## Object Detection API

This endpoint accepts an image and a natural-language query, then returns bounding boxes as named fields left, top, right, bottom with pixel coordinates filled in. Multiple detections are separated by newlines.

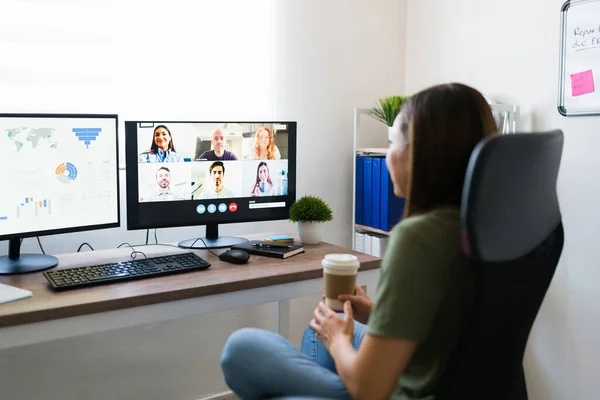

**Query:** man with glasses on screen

left=199, top=161, right=235, bottom=199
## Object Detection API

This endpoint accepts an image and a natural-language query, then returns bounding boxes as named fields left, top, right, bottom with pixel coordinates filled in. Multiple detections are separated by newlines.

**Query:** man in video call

left=198, top=129, right=238, bottom=160
left=148, top=166, right=184, bottom=201
left=199, top=161, right=235, bottom=199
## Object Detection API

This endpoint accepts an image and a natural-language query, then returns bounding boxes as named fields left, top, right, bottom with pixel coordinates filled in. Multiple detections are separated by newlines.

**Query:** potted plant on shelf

left=368, top=95, right=411, bottom=140
left=289, top=195, right=333, bottom=244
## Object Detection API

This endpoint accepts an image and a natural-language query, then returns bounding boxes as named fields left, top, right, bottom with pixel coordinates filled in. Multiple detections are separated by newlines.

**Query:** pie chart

left=55, top=162, right=78, bottom=183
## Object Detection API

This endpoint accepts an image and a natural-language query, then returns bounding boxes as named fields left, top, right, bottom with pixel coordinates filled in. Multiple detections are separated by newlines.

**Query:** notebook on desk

left=231, top=240, right=305, bottom=259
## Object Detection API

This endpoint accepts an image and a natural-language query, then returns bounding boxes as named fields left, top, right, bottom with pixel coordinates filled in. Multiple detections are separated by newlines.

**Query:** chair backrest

left=436, top=131, right=565, bottom=400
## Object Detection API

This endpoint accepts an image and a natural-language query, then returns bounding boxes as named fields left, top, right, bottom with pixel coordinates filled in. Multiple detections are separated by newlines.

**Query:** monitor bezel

left=0, top=113, right=121, bottom=241
left=125, top=120, right=297, bottom=231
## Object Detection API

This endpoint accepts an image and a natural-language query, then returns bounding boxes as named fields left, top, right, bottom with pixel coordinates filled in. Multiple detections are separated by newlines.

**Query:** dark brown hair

left=210, top=161, right=225, bottom=175
left=150, top=125, right=176, bottom=153
left=400, top=83, right=498, bottom=217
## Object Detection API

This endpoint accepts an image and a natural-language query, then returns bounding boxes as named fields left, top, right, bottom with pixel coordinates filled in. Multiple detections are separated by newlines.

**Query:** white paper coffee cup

left=322, top=254, right=360, bottom=311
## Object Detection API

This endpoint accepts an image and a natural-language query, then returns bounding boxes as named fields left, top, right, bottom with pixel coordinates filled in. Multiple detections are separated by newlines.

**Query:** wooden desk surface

left=0, top=241, right=380, bottom=328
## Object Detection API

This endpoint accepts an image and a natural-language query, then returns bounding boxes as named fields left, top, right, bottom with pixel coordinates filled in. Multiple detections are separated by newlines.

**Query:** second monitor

left=125, top=121, right=297, bottom=249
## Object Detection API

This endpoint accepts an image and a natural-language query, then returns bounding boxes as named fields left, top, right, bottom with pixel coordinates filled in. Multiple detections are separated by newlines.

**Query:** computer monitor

left=125, top=121, right=296, bottom=249
left=0, top=113, right=120, bottom=274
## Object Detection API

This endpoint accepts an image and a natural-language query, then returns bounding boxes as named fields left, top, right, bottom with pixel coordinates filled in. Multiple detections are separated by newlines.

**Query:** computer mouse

left=219, top=249, right=250, bottom=264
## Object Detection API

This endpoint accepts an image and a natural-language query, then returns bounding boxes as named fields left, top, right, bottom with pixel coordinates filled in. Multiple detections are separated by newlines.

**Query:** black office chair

left=436, top=130, right=565, bottom=400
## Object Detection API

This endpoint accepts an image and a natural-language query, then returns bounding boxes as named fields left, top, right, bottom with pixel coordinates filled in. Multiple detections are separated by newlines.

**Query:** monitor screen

left=0, top=114, right=120, bottom=239
left=125, top=121, right=296, bottom=243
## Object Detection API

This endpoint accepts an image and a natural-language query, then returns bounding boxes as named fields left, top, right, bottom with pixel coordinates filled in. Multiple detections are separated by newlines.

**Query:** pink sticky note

left=571, top=69, right=595, bottom=96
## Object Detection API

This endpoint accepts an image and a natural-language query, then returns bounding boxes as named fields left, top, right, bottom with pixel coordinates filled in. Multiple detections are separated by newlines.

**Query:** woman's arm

left=311, top=302, right=417, bottom=400
left=330, top=333, right=417, bottom=400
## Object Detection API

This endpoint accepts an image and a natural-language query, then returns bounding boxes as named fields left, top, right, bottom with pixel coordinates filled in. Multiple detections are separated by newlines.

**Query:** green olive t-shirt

left=367, top=207, right=474, bottom=400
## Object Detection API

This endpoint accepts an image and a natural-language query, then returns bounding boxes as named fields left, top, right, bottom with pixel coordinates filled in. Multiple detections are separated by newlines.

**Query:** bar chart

left=16, top=197, right=51, bottom=218
left=73, top=127, right=102, bottom=149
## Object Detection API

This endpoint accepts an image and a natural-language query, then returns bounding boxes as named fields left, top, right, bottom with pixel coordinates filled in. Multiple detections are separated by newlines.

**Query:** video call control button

left=196, top=205, right=206, bottom=214
left=229, top=203, right=238, bottom=212
left=218, top=203, right=227, bottom=213
left=207, top=204, right=217, bottom=214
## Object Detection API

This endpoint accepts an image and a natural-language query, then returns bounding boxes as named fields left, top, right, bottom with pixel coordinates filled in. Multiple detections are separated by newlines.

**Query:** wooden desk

left=0, top=241, right=380, bottom=350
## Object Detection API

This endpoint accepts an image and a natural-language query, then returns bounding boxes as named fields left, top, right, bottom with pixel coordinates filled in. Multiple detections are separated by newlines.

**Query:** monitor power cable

left=186, top=237, right=220, bottom=258
left=37, top=237, right=46, bottom=255
left=77, top=243, right=95, bottom=252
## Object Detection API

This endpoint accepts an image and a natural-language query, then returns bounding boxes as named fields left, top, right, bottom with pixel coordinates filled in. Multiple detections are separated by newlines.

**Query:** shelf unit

left=355, top=224, right=390, bottom=236
left=352, top=108, right=391, bottom=251
left=356, top=147, right=387, bottom=155
left=351, top=102, right=521, bottom=250
left=355, top=150, right=390, bottom=237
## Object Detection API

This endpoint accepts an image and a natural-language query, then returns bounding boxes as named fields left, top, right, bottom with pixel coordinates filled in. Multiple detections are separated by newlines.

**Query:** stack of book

left=354, top=155, right=405, bottom=257
left=354, top=231, right=389, bottom=257
left=264, top=235, right=295, bottom=244
left=355, top=155, right=405, bottom=232
left=232, top=240, right=304, bottom=259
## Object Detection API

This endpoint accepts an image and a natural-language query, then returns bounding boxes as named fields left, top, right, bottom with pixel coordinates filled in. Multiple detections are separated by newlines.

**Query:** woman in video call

left=250, top=161, right=276, bottom=197
left=138, top=125, right=183, bottom=163
left=252, top=127, right=281, bottom=160
left=220, top=83, right=498, bottom=400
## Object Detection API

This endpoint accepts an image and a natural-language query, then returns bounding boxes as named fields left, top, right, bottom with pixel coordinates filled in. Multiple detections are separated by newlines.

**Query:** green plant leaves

left=289, top=195, right=333, bottom=223
left=368, top=95, right=411, bottom=127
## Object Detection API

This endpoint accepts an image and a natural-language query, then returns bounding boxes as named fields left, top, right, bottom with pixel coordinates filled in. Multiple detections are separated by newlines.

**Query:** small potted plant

left=368, top=95, right=411, bottom=139
left=289, top=195, right=333, bottom=244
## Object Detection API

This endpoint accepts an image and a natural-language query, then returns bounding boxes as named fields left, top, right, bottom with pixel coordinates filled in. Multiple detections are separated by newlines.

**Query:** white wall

left=272, top=0, right=406, bottom=247
left=405, top=1, right=600, bottom=399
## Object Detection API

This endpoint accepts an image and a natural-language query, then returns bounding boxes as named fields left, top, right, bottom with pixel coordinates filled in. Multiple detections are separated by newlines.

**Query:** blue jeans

left=220, top=318, right=368, bottom=400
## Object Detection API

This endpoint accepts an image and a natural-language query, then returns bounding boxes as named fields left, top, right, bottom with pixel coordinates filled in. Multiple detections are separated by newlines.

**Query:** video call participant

left=147, top=166, right=185, bottom=201
left=199, top=161, right=235, bottom=199
left=250, top=161, right=276, bottom=197
left=198, top=129, right=239, bottom=161
left=138, top=125, right=183, bottom=163
left=252, top=127, right=281, bottom=160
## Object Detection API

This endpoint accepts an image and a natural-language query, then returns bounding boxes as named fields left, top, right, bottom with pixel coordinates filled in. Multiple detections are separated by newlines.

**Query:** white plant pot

left=298, top=222, right=324, bottom=245
left=388, top=125, right=396, bottom=144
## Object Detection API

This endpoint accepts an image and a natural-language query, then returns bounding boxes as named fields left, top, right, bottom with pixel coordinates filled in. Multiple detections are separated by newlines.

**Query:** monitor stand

left=0, top=238, right=59, bottom=275
left=178, top=223, right=249, bottom=250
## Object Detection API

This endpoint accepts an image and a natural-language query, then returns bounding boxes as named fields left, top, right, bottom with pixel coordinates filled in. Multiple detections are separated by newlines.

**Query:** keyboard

left=43, top=252, right=211, bottom=291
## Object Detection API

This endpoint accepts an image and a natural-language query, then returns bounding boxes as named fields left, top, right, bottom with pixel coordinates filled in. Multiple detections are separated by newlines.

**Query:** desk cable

left=20, top=237, right=47, bottom=255
left=117, top=235, right=221, bottom=260
left=184, top=237, right=220, bottom=258
left=77, top=242, right=95, bottom=252
left=148, top=229, right=221, bottom=258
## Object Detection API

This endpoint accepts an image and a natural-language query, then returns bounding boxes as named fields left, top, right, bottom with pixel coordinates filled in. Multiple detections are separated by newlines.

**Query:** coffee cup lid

left=322, top=254, right=359, bottom=269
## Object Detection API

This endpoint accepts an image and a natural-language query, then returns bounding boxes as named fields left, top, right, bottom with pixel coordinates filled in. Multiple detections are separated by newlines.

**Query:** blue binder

left=355, top=156, right=364, bottom=225
left=380, top=161, right=405, bottom=231
left=371, top=158, right=382, bottom=229
left=362, top=157, right=373, bottom=227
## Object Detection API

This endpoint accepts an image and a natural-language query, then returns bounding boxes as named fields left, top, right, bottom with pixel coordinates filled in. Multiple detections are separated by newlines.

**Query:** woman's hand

left=310, top=301, right=354, bottom=351
left=337, top=284, right=375, bottom=325
left=251, top=185, right=260, bottom=197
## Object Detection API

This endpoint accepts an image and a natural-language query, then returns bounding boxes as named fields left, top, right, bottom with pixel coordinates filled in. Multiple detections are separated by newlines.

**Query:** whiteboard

left=558, top=0, right=600, bottom=116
